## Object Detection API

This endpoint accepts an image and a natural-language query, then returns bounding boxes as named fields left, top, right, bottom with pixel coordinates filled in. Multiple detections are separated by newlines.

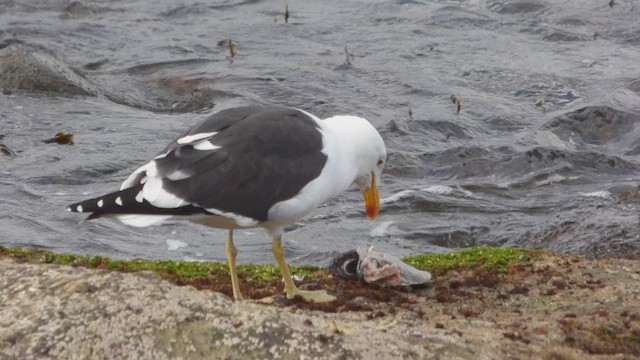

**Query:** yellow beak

left=361, top=172, right=380, bottom=220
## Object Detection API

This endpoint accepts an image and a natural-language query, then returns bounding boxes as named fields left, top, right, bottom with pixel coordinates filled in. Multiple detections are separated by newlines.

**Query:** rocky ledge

left=1, top=250, right=639, bottom=359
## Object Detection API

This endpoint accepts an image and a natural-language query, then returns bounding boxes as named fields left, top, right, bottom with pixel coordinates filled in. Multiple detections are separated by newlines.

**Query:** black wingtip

left=66, top=185, right=145, bottom=215
left=66, top=203, right=84, bottom=213
left=86, top=212, right=104, bottom=220
left=66, top=184, right=208, bottom=217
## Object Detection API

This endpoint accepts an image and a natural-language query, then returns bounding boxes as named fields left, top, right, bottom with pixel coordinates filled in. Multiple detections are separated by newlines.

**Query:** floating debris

left=408, top=106, right=413, bottom=120
left=593, top=32, right=598, bottom=40
left=42, top=132, right=74, bottom=145
left=450, top=95, right=463, bottom=113
left=344, top=46, right=354, bottom=65
left=0, top=143, right=16, bottom=157
left=285, top=4, right=289, bottom=24
left=83, top=58, right=109, bottom=71
left=535, top=95, right=546, bottom=113
left=226, top=39, right=236, bottom=64
left=609, top=0, right=615, bottom=8
left=330, top=247, right=432, bottom=287
left=227, top=39, right=236, bottom=58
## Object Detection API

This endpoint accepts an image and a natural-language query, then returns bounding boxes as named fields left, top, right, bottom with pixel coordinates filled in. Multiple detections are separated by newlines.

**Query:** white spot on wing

left=177, top=132, right=218, bottom=144
left=97, top=199, right=104, bottom=208
left=166, top=169, right=192, bottom=181
left=193, top=140, right=221, bottom=151
left=143, top=178, right=188, bottom=208
left=205, top=208, right=259, bottom=227
left=77, top=205, right=83, bottom=212
left=135, top=191, right=144, bottom=203
left=121, top=161, right=157, bottom=190
left=115, top=197, right=123, bottom=206
left=145, top=161, right=158, bottom=178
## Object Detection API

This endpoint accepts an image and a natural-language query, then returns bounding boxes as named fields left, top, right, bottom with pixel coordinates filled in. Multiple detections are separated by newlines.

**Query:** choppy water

left=1, top=0, right=640, bottom=265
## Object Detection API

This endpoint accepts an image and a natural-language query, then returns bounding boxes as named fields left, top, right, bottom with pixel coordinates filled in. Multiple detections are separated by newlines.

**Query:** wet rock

left=629, top=79, right=640, bottom=94
left=0, top=44, right=98, bottom=96
left=489, top=1, right=546, bottom=15
left=0, top=43, right=227, bottom=113
left=59, top=2, right=111, bottom=19
left=0, top=143, right=16, bottom=157
left=542, top=31, right=585, bottom=42
left=93, top=61, right=237, bottom=113
left=544, top=106, right=639, bottom=146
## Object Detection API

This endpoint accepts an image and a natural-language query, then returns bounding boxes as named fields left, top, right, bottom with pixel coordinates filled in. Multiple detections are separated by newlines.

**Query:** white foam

left=535, top=174, right=570, bottom=186
left=380, top=190, right=414, bottom=204
left=369, top=220, right=395, bottom=237
left=166, top=239, right=188, bottom=251
left=581, top=191, right=611, bottom=199
left=421, top=185, right=454, bottom=195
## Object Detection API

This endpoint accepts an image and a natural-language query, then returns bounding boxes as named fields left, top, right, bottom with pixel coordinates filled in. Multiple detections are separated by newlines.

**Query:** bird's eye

left=377, top=159, right=384, bottom=166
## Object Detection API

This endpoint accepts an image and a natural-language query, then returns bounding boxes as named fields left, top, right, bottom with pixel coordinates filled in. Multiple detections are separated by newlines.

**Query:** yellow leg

left=225, top=230, right=243, bottom=301
left=272, top=236, right=335, bottom=303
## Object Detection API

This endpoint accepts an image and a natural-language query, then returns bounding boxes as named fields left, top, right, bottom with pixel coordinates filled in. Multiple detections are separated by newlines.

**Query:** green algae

left=0, top=245, right=321, bottom=281
left=596, top=325, right=640, bottom=344
left=403, top=246, right=538, bottom=275
left=0, top=245, right=538, bottom=282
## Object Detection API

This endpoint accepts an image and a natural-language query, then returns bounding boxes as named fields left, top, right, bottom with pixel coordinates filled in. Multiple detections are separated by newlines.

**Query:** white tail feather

left=115, top=214, right=173, bottom=227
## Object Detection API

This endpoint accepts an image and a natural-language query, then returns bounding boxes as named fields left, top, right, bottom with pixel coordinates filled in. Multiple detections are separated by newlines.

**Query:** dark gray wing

left=153, top=106, right=328, bottom=222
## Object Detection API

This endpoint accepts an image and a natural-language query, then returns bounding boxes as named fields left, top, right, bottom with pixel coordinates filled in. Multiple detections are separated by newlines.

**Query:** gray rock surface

left=2, top=255, right=639, bottom=359
left=0, top=43, right=98, bottom=96
left=0, top=258, right=436, bottom=359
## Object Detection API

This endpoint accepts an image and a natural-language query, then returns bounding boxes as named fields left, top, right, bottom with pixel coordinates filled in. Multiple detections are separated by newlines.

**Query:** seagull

left=67, top=105, right=386, bottom=303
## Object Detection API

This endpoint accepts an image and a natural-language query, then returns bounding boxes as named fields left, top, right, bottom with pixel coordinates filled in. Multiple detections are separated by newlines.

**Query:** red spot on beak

left=366, top=205, right=377, bottom=219
left=362, top=172, right=380, bottom=220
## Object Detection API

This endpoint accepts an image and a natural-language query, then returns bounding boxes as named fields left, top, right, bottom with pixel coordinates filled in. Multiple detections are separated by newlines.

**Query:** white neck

left=264, top=114, right=377, bottom=233
left=319, top=115, right=381, bottom=183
